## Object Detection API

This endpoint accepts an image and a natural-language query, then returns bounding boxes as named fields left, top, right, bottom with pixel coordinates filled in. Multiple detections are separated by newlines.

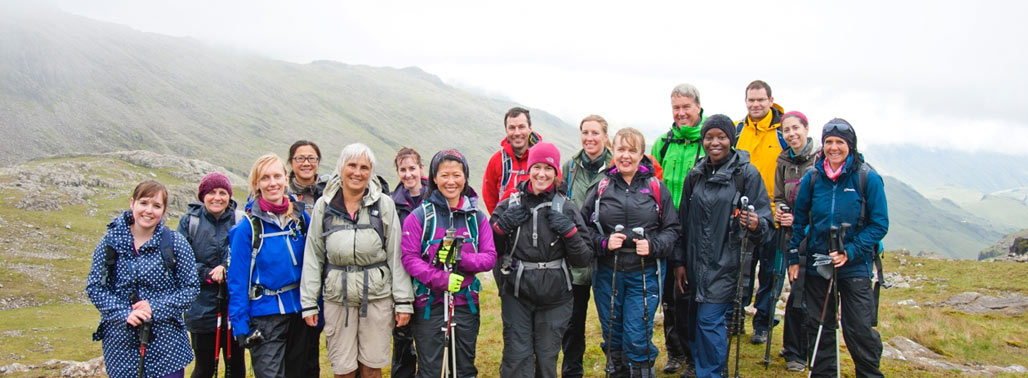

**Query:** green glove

left=447, top=274, right=465, bottom=293
left=437, top=244, right=454, bottom=265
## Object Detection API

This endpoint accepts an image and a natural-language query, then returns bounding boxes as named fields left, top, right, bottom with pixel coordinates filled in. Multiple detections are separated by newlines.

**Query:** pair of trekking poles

left=725, top=197, right=756, bottom=378
left=808, top=223, right=849, bottom=378
left=437, top=227, right=465, bottom=378
left=603, top=224, right=652, bottom=378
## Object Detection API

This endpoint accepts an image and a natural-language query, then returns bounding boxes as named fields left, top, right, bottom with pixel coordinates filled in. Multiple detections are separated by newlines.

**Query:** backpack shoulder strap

left=103, top=243, right=119, bottom=286
left=857, top=162, right=874, bottom=229
left=659, top=129, right=675, bottom=162
left=188, top=213, right=200, bottom=243
left=647, top=177, right=662, bottom=217
left=419, top=202, right=437, bottom=255
left=159, top=227, right=178, bottom=283
left=776, top=128, right=789, bottom=150
left=551, top=194, right=566, bottom=214
left=370, top=199, right=386, bottom=247
left=249, top=214, right=263, bottom=252
left=591, top=177, right=611, bottom=233
left=500, top=151, right=513, bottom=189
left=465, top=210, right=480, bottom=253
left=736, top=120, right=745, bottom=134
left=233, top=209, right=246, bottom=225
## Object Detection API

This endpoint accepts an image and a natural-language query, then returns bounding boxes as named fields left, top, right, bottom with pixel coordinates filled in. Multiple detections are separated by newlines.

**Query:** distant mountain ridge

left=0, top=4, right=579, bottom=180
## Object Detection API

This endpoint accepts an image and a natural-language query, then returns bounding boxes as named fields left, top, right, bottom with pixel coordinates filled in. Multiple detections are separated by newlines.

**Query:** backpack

left=590, top=176, right=662, bottom=235
left=245, top=199, right=308, bottom=300
left=187, top=209, right=246, bottom=243
left=658, top=129, right=703, bottom=165
left=500, top=151, right=528, bottom=200
left=413, top=201, right=482, bottom=318
left=806, top=160, right=889, bottom=324
left=102, top=227, right=178, bottom=286
left=320, top=199, right=387, bottom=247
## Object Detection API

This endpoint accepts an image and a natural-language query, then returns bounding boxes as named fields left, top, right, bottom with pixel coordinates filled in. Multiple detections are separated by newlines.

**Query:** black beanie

left=427, top=149, right=471, bottom=198
left=700, top=114, right=737, bottom=146
left=821, top=118, right=857, bottom=151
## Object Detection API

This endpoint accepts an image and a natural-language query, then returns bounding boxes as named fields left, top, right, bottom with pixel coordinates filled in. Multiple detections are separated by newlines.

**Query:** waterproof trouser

left=726, top=234, right=776, bottom=334
left=189, top=331, right=246, bottom=378
left=295, top=325, right=321, bottom=378
left=689, top=302, right=730, bottom=378
left=662, top=266, right=694, bottom=366
left=391, top=324, right=417, bottom=378
left=781, top=286, right=807, bottom=364
left=248, top=313, right=317, bottom=378
left=593, top=263, right=660, bottom=365
left=413, top=303, right=480, bottom=378
left=561, top=283, right=591, bottom=378
left=804, top=275, right=884, bottom=378
left=500, top=291, right=573, bottom=378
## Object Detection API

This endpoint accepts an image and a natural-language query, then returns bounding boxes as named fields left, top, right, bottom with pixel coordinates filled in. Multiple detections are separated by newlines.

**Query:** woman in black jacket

left=580, top=128, right=681, bottom=377
left=178, top=172, right=246, bottom=378
left=671, top=115, right=772, bottom=378
left=491, top=142, right=593, bottom=378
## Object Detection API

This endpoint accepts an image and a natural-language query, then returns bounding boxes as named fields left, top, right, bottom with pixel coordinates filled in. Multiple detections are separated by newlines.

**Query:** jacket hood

left=322, top=172, right=383, bottom=208
left=746, top=103, right=785, bottom=132
left=691, top=149, right=751, bottom=183
left=187, top=200, right=240, bottom=221
left=813, top=152, right=865, bottom=177
left=500, top=131, right=542, bottom=157
left=777, top=137, right=819, bottom=165
left=105, top=210, right=170, bottom=251
left=425, top=187, right=480, bottom=213
left=392, top=178, right=428, bottom=205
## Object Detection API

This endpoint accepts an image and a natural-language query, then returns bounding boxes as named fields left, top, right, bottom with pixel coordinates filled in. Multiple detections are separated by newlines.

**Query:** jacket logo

left=546, top=157, right=554, bottom=163
left=844, top=188, right=856, bottom=192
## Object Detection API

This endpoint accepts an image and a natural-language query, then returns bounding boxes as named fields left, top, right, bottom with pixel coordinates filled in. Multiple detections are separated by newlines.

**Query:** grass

left=1, top=156, right=1027, bottom=377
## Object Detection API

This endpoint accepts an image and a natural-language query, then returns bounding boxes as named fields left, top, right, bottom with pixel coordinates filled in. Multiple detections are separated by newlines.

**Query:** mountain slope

left=0, top=5, right=578, bottom=179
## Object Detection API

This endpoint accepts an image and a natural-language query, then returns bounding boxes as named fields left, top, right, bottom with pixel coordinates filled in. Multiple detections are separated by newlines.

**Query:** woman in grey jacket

left=299, top=143, right=414, bottom=378
left=671, top=114, right=772, bottom=378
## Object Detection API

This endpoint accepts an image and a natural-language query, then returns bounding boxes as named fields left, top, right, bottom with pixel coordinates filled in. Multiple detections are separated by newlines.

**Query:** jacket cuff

left=394, top=302, right=414, bottom=314
left=492, top=222, right=507, bottom=236
left=562, top=227, right=578, bottom=239
left=301, top=307, right=320, bottom=319
left=788, top=249, right=799, bottom=266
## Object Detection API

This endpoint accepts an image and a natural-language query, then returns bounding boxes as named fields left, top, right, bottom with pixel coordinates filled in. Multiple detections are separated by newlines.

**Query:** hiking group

left=86, top=80, right=889, bottom=378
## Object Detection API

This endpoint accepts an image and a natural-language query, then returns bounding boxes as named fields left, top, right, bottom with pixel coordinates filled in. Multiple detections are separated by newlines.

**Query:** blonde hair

left=580, top=114, right=613, bottom=150
left=248, top=153, right=297, bottom=223
left=613, top=127, right=646, bottom=155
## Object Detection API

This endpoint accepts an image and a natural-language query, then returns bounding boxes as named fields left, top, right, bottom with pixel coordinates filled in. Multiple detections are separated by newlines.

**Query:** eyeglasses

left=292, top=156, right=320, bottom=163
left=822, top=122, right=852, bottom=134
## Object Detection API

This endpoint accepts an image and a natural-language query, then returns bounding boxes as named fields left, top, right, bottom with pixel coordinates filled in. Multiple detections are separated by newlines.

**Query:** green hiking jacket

left=559, top=148, right=612, bottom=285
left=651, top=113, right=707, bottom=209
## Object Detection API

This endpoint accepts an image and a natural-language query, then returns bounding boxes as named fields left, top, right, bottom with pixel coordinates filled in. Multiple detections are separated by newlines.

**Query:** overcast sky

left=49, top=0, right=1028, bottom=155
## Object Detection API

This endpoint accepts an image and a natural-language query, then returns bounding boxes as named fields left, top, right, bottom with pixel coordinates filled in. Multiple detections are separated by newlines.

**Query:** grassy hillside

left=2, top=155, right=1027, bottom=377
left=0, top=4, right=579, bottom=182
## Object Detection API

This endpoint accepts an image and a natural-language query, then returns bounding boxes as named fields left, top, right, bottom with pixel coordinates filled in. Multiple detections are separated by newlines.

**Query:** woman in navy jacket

left=787, top=118, right=888, bottom=378
left=227, top=154, right=314, bottom=378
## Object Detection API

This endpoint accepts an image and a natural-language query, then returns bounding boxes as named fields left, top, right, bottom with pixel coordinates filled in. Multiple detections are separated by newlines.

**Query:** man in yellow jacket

left=733, top=80, right=788, bottom=346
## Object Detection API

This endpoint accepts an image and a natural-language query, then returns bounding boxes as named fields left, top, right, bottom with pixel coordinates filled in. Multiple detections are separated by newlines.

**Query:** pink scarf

left=258, top=196, right=290, bottom=214
left=823, top=159, right=845, bottom=181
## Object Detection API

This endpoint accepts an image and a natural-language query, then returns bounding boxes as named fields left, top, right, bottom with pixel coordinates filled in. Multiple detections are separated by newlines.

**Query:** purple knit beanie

left=197, top=172, right=233, bottom=202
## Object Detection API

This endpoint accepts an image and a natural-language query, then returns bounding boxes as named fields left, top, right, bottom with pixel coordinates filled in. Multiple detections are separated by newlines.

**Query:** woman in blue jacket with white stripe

left=787, top=118, right=888, bottom=378
left=227, top=154, right=315, bottom=378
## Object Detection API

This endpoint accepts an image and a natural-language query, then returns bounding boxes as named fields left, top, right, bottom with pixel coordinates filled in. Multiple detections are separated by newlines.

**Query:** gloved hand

left=447, top=273, right=465, bottom=293
left=436, top=242, right=457, bottom=265
left=548, top=208, right=576, bottom=236
left=495, top=203, right=530, bottom=234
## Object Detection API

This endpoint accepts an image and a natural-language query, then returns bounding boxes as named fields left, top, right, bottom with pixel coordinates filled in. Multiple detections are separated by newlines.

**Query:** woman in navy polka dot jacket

left=86, top=180, right=200, bottom=378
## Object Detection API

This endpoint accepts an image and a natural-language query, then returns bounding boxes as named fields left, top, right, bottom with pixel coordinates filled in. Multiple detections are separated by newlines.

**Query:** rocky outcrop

left=0, top=357, right=105, bottom=376
left=103, top=150, right=245, bottom=185
left=927, top=291, right=1028, bottom=316
left=883, top=336, right=1026, bottom=376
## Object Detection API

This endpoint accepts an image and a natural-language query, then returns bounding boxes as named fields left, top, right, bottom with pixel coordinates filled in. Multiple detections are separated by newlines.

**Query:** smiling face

left=203, top=188, right=230, bottom=217
left=702, top=128, right=732, bottom=164
left=258, top=160, right=289, bottom=205
left=612, top=134, right=644, bottom=177
left=823, top=136, right=850, bottom=168
left=290, top=145, right=320, bottom=184
left=341, top=155, right=372, bottom=194
left=580, top=120, right=608, bottom=158
left=529, top=163, right=556, bottom=193
left=745, top=87, right=773, bottom=121
left=396, top=157, right=424, bottom=194
left=505, top=113, right=533, bottom=155
left=781, top=116, right=810, bottom=151
left=671, top=94, right=702, bottom=128
left=433, top=160, right=466, bottom=203
left=130, top=192, right=166, bottom=232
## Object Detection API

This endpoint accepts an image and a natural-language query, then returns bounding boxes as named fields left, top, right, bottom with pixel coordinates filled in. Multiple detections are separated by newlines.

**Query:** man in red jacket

left=482, top=106, right=541, bottom=214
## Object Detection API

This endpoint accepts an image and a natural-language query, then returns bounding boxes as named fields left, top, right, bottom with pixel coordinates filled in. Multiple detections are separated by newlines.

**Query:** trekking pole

left=764, top=204, right=791, bottom=369
left=809, top=225, right=840, bottom=378
left=437, top=226, right=463, bottom=378
left=130, top=293, right=153, bottom=378
left=834, top=224, right=850, bottom=378
left=632, top=226, right=651, bottom=373
left=604, top=224, right=625, bottom=378
left=726, top=196, right=752, bottom=378
left=214, top=282, right=225, bottom=378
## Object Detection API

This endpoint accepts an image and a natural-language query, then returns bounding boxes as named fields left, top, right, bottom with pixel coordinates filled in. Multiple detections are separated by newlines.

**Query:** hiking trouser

left=189, top=331, right=246, bottom=378
left=500, top=292, right=573, bottom=378
left=413, top=303, right=480, bottom=378
left=662, top=266, right=693, bottom=365
left=593, top=263, right=660, bottom=364
left=781, top=285, right=807, bottom=364
left=726, top=234, right=776, bottom=334
left=689, top=302, right=730, bottom=378
left=391, top=323, right=417, bottom=378
left=561, top=283, right=591, bottom=378
left=804, top=275, right=884, bottom=378
left=248, top=313, right=313, bottom=378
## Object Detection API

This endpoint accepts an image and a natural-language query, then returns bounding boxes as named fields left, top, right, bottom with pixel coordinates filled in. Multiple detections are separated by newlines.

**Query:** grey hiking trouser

left=499, top=291, right=573, bottom=378
left=413, top=303, right=480, bottom=378
left=248, top=313, right=313, bottom=378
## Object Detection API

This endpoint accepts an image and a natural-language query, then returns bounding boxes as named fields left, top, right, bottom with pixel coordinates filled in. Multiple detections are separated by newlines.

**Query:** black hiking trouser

left=662, top=269, right=693, bottom=365
left=781, top=285, right=807, bottom=364
left=561, top=283, right=591, bottom=378
left=248, top=313, right=317, bottom=378
left=413, top=303, right=480, bottom=378
left=189, top=331, right=246, bottom=378
left=391, top=324, right=417, bottom=378
left=804, top=275, right=883, bottom=378
left=500, top=291, right=573, bottom=378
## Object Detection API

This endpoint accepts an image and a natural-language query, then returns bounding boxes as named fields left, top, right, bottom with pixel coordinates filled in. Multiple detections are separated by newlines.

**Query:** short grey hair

left=670, top=83, right=701, bottom=105
left=335, top=143, right=377, bottom=175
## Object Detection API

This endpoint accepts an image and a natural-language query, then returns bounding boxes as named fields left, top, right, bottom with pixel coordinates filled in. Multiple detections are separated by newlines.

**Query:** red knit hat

left=527, top=142, right=562, bottom=178
left=197, top=172, right=233, bottom=202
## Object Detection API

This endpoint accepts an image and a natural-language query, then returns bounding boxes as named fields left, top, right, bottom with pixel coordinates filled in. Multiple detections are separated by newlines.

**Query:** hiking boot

left=662, top=356, right=684, bottom=374
left=785, top=361, right=805, bottom=372
left=678, top=364, right=696, bottom=378
left=749, top=330, right=768, bottom=344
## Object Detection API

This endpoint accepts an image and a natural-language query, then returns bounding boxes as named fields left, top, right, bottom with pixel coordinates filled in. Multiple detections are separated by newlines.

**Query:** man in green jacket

left=650, top=83, right=706, bottom=376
